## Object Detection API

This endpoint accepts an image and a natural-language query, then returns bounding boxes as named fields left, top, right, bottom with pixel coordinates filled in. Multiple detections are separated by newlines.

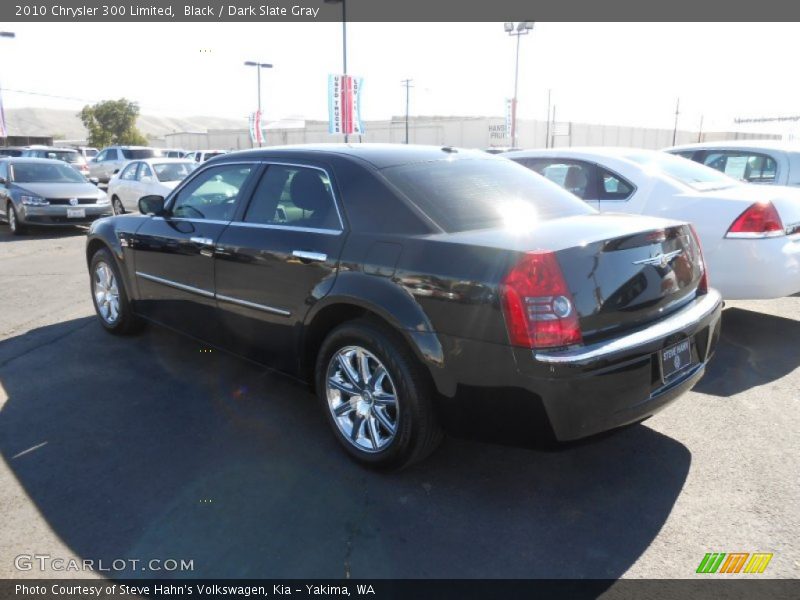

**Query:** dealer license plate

left=660, top=338, right=693, bottom=381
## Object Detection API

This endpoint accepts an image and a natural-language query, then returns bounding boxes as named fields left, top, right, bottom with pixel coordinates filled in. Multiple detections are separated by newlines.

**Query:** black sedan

left=85, top=144, right=723, bottom=468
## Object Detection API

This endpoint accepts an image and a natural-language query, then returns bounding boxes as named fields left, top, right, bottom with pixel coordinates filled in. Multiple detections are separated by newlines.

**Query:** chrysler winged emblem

left=633, top=249, right=683, bottom=268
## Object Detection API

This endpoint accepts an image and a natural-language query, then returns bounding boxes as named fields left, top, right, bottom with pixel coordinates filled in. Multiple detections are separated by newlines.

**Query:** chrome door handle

left=292, top=250, right=327, bottom=262
left=190, top=236, right=215, bottom=246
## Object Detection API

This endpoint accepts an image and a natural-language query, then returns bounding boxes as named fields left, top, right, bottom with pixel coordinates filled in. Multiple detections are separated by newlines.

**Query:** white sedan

left=506, top=148, right=800, bottom=300
left=107, top=158, right=196, bottom=214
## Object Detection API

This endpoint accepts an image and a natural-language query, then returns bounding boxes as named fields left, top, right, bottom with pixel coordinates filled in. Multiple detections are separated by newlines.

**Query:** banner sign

left=505, top=98, right=513, bottom=138
left=248, top=110, right=265, bottom=145
left=0, top=84, right=7, bottom=138
left=328, top=74, right=364, bottom=135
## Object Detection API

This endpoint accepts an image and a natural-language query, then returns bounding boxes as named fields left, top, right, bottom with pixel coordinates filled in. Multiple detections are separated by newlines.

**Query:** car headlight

left=20, top=195, right=48, bottom=206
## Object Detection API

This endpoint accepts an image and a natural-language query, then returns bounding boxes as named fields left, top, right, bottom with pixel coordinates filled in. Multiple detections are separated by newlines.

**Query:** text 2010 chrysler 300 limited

left=86, top=145, right=723, bottom=468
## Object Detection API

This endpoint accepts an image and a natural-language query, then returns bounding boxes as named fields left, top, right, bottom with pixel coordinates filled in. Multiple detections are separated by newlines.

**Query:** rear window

left=121, top=149, right=157, bottom=159
left=380, top=157, right=593, bottom=233
left=627, top=152, right=737, bottom=191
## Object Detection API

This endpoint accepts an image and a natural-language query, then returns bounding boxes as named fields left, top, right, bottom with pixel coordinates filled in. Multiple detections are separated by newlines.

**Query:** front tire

left=6, top=202, right=25, bottom=235
left=316, top=319, right=442, bottom=470
left=90, top=248, right=143, bottom=335
left=111, top=196, right=125, bottom=215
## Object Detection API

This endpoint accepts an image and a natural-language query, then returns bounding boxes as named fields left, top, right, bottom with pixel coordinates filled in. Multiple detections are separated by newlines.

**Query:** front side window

left=243, top=165, right=341, bottom=230
left=119, top=163, right=139, bottom=181
left=137, top=163, right=154, bottom=180
left=0, top=161, right=8, bottom=182
left=170, top=164, right=254, bottom=221
left=702, top=151, right=777, bottom=183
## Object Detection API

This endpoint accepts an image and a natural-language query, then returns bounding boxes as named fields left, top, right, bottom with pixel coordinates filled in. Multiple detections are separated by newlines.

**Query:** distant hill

left=3, top=107, right=246, bottom=141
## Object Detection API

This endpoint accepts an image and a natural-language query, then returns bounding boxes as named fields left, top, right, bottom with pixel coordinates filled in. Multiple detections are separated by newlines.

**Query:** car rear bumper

left=428, top=289, right=723, bottom=442
left=708, top=234, right=800, bottom=299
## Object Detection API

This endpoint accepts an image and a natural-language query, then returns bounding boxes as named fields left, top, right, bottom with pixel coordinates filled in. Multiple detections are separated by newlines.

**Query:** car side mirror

left=139, top=195, right=165, bottom=215
left=89, top=177, right=100, bottom=186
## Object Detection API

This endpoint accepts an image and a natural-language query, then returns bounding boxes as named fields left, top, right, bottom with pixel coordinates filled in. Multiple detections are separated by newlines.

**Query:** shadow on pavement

left=0, top=318, right=691, bottom=579
left=693, top=307, right=800, bottom=398
left=0, top=227, right=87, bottom=243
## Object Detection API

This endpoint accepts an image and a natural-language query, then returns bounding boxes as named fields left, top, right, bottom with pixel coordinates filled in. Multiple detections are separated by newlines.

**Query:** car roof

left=25, top=146, right=78, bottom=152
left=134, top=157, right=195, bottom=164
left=217, top=143, right=496, bottom=169
left=1, top=157, right=73, bottom=165
left=665, top=139, right=800, bottom=153
left=505, top=146, right=664, bottom=161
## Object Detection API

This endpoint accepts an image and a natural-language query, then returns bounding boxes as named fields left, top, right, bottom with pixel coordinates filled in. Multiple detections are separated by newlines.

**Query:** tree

left=79, top=99, right=148, bottom=147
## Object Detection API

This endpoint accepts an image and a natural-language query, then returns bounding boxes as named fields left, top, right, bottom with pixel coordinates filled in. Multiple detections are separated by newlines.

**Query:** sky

left=1, top=22, right=799, bottom=133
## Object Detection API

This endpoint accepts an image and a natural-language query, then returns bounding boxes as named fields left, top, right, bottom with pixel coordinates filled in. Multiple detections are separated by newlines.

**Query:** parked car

left=85, top=145, right=722, bottom=468
left=185, top=149, right=228, bottom=163
left=107, top=158, right=196, bottom=214
left=74, top=146, right=99, bottom=161
left=507, top=148, right=800, bottom=300
left=665, top=140, right=800, bottom=186
left=0, top=146, right=27, bottom=157
left=0, top=158, right=111, bottom=235
left=161, top=149, right=188, bottom=158
left=89, top=146, right=161, bottom=183
left=22, top=146, right=91, bottom=179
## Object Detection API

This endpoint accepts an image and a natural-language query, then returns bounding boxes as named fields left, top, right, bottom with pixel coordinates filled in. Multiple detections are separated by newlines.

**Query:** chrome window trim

left=151, top=216, right=232, bottom=226
left=216, top=294, right=291, bottom=316
left=136, top=271, right=215, bottom=298
left=239, top=160, right=346, bottom=232
left=225, top=221, right=343, bottom=236
left=136, top=272, right=291, bottom=317
left=534, top=289, right=722, bottom=365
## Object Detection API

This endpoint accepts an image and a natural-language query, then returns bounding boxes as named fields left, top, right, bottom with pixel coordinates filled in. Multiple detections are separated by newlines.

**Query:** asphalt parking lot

left=0, top=226, right=798, bottom=580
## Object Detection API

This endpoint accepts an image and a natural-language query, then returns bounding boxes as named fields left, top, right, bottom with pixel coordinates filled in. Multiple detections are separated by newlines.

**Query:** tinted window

left=625, top=152, right=737, bottom=191
left=526, top=160, right=594, bottom=199
left=171, top=164, right=254, bottom=221
left=11, top=162, right=86, bottom=183
left=381, top=158, right=593, bottom=233
left=0, top=161, right=7, bottom=181
left=244, top=165, right=341, bottom=230
left=121, top=148, right=157, bottom=159
left=84, top=148, right=98, bottom=158
left=101, top=149, right=117, bottom=161
left=203, top=151, right=225, bottom=161
left=598, top=168, right=635, bottom=200
left=152, top=161, right=193, bottom=182
left=702, top=151, right=777, bottom=183
left=119, top=163, right=139, bottom=181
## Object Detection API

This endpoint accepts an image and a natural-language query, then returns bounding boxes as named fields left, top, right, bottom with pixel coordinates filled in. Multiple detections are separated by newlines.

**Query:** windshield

left=381, top=157, right=594, bottom=233
left=12, top=162, right=87, bottom=183
left=626, top=152, right=738, bottom=191
left=121, top=148, right=157, bottom=159
left=152, top=161, right=195, bottom=182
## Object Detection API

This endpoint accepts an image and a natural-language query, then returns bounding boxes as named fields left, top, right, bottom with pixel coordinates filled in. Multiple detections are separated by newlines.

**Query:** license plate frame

left=660, top=338, right=693, bottom=382
left=66, top=208, right=86, bottom=219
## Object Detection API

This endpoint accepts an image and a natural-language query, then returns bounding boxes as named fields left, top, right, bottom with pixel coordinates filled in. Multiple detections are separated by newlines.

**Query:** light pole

left=325, top=0, right=348, bottom=142
left=504, top=21, right=534, bottom=149
left=243, top=61, right=273, bottom=147
left=0, top=32, right=15, bottom=144
left=401, top=79, right=413, bottom=144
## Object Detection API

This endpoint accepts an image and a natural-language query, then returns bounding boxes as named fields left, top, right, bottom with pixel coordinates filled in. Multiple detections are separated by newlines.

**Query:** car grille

left=47, top=198, right=99, bottom=205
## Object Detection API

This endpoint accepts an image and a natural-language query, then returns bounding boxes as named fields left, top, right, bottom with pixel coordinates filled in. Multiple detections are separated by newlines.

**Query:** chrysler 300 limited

left=85, top=145, right=723, bottom=468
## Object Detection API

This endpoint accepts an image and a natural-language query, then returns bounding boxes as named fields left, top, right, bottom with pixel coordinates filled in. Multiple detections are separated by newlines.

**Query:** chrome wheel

left=7, top=204, right=17, bottom=232
left=93, top=261, right=120, bottom=324
left=326, top=346, right=399, bottom=453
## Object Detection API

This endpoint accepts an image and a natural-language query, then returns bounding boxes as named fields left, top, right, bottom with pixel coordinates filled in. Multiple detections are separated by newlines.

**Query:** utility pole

left=243, top=61, right=273, bottom=147
left=401, top=79, right=413, bottom=144
left=672, top=97, right=680, bottom=146
left=325, top=0, right=349, bottom=142
left=697, top=114, right=704, bottom=143
left=503, top=22, right=534, bottom=149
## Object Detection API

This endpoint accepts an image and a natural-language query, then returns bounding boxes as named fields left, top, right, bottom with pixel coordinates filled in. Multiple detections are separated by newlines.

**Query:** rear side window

left=243, top=165, right=341, bottom=230
left=702, top=151, right=777, bottom=183
left=121, top=149, right=157, bottom=159
left=381, top=158, right=593, bottom=233
left=119, top=163, right=138, bottom=180
left=598, top=168, right=635, bottom=200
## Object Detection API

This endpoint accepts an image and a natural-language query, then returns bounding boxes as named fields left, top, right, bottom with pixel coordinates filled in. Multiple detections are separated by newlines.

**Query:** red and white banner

left=248, top=110, right=265, bottom=145
left=328, top=74, right=364, bottom=135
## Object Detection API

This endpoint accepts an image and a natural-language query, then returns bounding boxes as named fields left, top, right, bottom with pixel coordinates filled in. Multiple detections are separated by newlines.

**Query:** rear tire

left=6, top=202, right=25, bottom=235
left=315, top=318, right=442, bottom=470
left=90, top=248, right=143, bottom=335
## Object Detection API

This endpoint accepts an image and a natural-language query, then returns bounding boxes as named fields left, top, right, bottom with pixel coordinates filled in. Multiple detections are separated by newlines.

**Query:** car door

left=129, top=161, right=259, bottom=342
left=114, top=162, right=140, bottom=209
left=213, top=161, right=347, bottom=371
left=0, top=161, right=9, bottom=217
left=136, top=162, right=159, bottom=204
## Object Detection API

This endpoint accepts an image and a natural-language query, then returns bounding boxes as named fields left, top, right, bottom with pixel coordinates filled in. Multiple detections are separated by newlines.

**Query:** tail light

left=725, top=202, right=784, bottom=238
left=688, top=224, right=708, bottom=294
left=501, top=250, right=582, bottom=348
